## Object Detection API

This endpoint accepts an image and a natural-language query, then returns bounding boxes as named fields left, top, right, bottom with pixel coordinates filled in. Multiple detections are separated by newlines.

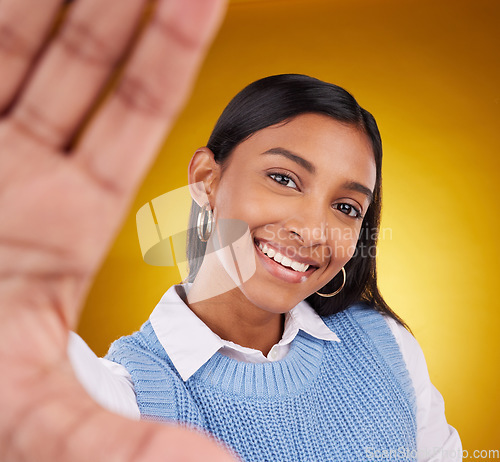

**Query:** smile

left=253, top=239, right=318, bottom=284
left=257, top=241, right=310, bottom=272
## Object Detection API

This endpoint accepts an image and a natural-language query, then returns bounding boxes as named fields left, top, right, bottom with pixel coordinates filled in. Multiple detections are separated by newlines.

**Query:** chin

left=237, top=277, right=308, bottom=314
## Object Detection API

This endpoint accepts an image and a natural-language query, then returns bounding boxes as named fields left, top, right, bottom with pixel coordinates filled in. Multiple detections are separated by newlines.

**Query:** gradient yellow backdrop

left=77, top=0, right=500, bottom=457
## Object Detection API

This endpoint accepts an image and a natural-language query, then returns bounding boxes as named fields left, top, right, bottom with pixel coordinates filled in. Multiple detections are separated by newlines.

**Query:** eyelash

left=268, top=171, right=297, bottom=189
left=268, top=171, right=364, bottom=220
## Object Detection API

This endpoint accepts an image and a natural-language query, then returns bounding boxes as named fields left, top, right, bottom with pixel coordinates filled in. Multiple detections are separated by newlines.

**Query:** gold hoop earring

left=315, top=267, right=346, bottom=298
left=196, top=202, right=214, bottom=242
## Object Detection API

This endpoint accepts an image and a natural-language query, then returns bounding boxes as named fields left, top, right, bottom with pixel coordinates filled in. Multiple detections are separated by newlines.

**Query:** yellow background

left=77, top=0, right=500, bottom=456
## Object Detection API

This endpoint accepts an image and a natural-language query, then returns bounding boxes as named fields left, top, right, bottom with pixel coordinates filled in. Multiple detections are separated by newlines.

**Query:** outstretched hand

left=0, top=0, right=236, bottom=460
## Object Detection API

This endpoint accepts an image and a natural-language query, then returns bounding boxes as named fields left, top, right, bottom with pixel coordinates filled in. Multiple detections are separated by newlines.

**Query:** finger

left=7, top=0, right=147, bottom=148
left=0, top=0, right=61, bottom=112
left=3, top=362, right=238, bottom=461
left=75, top=0, right=227, bottom=197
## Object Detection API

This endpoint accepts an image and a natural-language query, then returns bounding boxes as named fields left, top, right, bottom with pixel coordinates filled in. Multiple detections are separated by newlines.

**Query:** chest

left=139, top=340, right=417, bottom=462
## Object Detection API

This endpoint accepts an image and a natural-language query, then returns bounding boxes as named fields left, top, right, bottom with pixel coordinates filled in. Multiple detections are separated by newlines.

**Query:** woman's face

left=210, top=113, right=377, bottom=313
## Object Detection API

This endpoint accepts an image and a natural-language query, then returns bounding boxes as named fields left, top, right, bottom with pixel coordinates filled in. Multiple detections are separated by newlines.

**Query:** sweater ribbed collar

left=149, top=284, right=339, bottom=381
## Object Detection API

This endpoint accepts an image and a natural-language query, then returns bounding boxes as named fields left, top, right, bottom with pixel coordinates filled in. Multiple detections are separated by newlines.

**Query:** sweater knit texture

left=106, top=304, right=417, bottom=461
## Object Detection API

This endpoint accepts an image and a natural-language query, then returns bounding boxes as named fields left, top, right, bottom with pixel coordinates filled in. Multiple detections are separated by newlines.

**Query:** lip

left=253, top=239, right=317, bottom=284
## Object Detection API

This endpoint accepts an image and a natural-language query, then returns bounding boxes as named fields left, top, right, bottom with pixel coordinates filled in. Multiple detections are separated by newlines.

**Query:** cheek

left=327, top=225, right=362, bottom=262
left=214, top=177, right=278, bottom=224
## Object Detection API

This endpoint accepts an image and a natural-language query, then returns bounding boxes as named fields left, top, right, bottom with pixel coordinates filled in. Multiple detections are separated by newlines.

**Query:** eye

left=334, top=203, right=363, bottom=219
left=269, top=172, right=298, bottom=189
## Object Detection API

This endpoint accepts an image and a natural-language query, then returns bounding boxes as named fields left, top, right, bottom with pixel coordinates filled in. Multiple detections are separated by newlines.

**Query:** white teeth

left=256, top=241, right=310, bottom=273
left=281, top=256, right=292, bottom=267
left=294, top=262, right=310, bottom=272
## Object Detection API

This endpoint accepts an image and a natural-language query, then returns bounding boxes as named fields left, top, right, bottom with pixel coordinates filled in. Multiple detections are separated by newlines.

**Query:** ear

left=188, top=147, right=221, bottom=207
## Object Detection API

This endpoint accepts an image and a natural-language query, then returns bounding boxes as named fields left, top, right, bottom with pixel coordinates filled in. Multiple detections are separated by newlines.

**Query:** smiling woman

left=68, top=74, right=462, bottom=461
left=186, top=75, right=402, bottom=322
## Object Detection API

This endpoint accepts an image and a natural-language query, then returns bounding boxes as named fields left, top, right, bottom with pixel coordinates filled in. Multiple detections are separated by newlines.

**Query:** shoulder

left=322, top=303, right=415, bottom=352
left=106, top=320, right=164, bottom=362
left=322, top=303, right=417, bottom=410
left=334, top=304, right=423, bottom=389
left=378, top=312, right=443, bottom=404
left=322, top=302, right=400, bottom=347
left=105, top=320, right=183, bottom=386
left=379, top=315, right=463, bottom=459
left=381, top=314, right=424, bottom=372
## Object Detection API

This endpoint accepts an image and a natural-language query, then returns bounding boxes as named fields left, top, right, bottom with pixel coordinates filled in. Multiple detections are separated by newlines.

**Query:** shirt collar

left=149, top=284, right=340, bottom=382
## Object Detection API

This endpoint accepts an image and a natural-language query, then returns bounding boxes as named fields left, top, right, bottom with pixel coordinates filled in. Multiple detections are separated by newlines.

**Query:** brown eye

left=334, top=203, right=362, bottom=219
left=269, top=173, right=297, bottom=189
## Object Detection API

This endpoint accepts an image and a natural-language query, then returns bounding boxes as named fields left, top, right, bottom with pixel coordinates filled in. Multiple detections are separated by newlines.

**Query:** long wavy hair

left=185, top=74, right=409, bottom=331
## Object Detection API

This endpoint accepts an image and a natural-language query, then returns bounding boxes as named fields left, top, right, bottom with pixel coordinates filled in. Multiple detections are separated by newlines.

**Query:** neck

left=183, top=257, right=285, bottom=356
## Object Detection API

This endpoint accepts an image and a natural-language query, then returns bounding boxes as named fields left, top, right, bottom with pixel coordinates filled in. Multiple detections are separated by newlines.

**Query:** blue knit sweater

left=106, top=304, right=417, bottom=461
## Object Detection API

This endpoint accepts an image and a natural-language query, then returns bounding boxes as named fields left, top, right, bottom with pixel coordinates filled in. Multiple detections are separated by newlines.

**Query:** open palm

left=0, top=0, right=236, bottom=460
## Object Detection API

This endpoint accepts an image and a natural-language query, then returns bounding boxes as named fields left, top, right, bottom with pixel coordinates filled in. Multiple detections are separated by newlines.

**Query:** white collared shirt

left=68, top=284, right=462, bottom=461
left=149, top=284, right=340, bottom=380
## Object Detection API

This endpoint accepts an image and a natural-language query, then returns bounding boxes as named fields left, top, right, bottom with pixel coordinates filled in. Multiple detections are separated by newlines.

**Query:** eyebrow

left=342, top=181, right=374, bottom=204
left=261, top=146, right=374, bottom=203
left=261, top=147, right=316, bottom=174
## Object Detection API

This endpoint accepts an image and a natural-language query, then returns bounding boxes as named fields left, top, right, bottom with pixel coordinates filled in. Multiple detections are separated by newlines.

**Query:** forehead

left=229, top=113, right=377, bottom=189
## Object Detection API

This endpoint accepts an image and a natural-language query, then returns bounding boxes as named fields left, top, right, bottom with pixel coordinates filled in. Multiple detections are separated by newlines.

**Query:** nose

left=283, top=202, right=328, bottom=248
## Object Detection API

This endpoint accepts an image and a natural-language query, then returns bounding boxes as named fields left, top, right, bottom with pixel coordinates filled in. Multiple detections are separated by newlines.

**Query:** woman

left=0, top=1, right=459, bottom=461
left=70, top=75, right=461, bottom=461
